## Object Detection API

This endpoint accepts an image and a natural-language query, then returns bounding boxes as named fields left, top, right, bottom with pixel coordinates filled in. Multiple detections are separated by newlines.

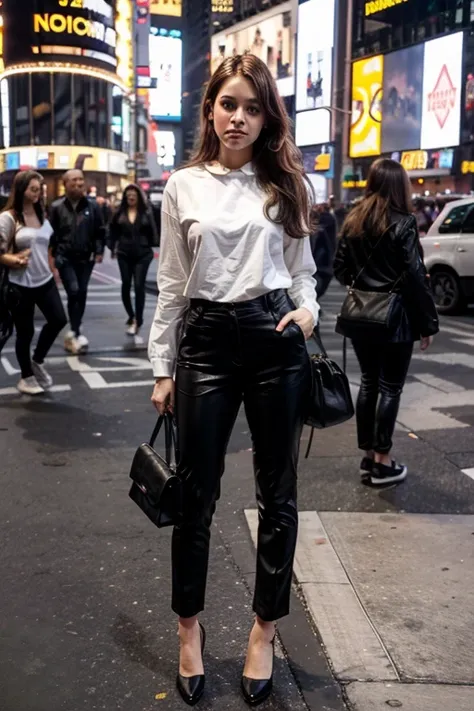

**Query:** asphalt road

left=0, top=259, right=473, bottom=710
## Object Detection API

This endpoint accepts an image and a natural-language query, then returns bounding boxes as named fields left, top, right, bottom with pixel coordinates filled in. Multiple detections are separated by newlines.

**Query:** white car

left=422, top=197, right=474, bottom=313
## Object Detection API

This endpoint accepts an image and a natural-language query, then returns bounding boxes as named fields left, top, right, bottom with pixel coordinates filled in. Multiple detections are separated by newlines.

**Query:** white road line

left=413, top=373, right=466, bottom=394
left=461, top=468, right=474, bottom=481
left=245, top=510, right=398, bottom=682
left=1, top=356, right=20, bottom=376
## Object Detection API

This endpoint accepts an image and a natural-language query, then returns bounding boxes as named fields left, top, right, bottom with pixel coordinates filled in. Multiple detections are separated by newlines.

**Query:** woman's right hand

left=420, top=335, right=433, bottom=351
left=11, top=248, right=31, bottom=269
left=151, top=377, right=175, bottom=414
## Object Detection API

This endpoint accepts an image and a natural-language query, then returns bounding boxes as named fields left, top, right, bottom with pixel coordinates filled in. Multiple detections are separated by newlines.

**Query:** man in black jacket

left=49, top=170, right=105, bottom=353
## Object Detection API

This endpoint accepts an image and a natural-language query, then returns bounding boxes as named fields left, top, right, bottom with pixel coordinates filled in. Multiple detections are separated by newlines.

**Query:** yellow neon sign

left=365, top=0, right=409, bottom=17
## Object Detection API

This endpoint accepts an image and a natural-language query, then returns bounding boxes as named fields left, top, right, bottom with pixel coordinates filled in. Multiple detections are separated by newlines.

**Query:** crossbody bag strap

left=149, top=415, right=164, bottom=448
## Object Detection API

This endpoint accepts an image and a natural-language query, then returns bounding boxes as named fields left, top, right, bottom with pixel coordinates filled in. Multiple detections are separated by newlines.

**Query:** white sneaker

left=77, top=334, right=89, bottom=351
left=32, top=361, right=53, bottom=389
left=64, top=333, right=80, bottom=354
left=17, top=376, right=44, bottom=395
left=126, top=321, right=137, bottom=336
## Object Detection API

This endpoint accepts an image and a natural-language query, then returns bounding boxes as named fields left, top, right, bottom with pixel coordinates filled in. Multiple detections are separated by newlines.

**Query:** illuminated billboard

left=149, top=28, right=182, bottom=122
left=150, top=0, right=181, bottom=16
left=381, top=44, right=423, bottom=153
left=349, top=55, right=383, bottom=158
left=420, top=32, right=463, bottom=150
left=3, top=0, right=117, bottom=75
left=211, top=8, right=294, bottom=97
left=296, top=0, right=335, bottom=116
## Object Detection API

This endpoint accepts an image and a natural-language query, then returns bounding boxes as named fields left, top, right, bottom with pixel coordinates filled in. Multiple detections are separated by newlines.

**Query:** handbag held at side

left=305, top=329, right=354, bottom=458
left=336, top=225, right=404, bottom=340
left=129, top=413, right=182, bottom=528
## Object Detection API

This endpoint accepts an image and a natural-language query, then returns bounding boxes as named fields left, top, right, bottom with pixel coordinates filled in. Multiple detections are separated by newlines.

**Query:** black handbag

left=336, top=226, right=404, bottom=340
left=129, top=413, right=182, bottom=528
left=305, top=330, right=354, bottom=457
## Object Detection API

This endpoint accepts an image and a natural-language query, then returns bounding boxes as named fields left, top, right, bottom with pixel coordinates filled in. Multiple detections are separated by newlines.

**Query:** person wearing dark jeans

left=108, top=184, right=157, bottom=345
left=117, top=250, right=154, bottom=336
left=13, top=279, right=67, bottom=382
left=334, top=158, right=439, bottom=486
left=49, top=169, right=105, bottom=354
left=57, top=259, right=94, bottom=338
left=0, top=170, right=67, bottom=395
left=352, top=340, right=413, bottom=483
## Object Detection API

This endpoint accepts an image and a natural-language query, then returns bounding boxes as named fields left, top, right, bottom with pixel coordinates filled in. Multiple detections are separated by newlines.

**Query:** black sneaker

left=371, top=461, right=408, bottom=486
left=360, top=457, right=373, bottom=478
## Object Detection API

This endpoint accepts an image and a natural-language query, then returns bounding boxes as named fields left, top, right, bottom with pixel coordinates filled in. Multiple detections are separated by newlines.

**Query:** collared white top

left=148, top=161, right=319, bottom=378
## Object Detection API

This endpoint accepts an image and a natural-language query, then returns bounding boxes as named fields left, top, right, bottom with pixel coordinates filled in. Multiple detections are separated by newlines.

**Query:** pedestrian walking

left=109, top=184, right=158, bottom=345
left=334, top=158, right=439, bottom=486
left=49, top=170, right=105, bottom=354
left=0, top=170, right=67, bottom=395
left=148, top=54, right=319, bottom=706
left=309, top=203, right=337, bottom=300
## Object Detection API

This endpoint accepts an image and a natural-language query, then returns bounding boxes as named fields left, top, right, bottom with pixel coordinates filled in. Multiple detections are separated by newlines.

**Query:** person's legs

left=11, top=286, right=35, bottom=378
left=74, top=260, right=94, bottom=336
left=58, top=260, right=80, bottom=335
left=133, top=250, right=154, bottom=329
left=32, top=279, right=68, bottom=364
left=117, top=255, right=135, bottom=324
left=374, top=342, right=414, bottom=459
left=173, top=302, right=242, bottom=678
left=352, top=339, right=382, bottom=455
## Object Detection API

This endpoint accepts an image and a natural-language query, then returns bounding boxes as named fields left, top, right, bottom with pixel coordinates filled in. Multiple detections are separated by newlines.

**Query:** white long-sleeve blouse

left=148, top=161, right=319, bottom=378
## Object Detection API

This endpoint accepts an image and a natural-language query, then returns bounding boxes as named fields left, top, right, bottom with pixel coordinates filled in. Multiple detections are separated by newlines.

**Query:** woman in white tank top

left=0, top=170, right=67, bottom=395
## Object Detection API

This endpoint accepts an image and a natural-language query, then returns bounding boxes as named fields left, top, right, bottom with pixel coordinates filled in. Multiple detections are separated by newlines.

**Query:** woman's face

left=24, top=179, right=41, bottom=204
left=126, top=189, right=138, bottom=208
left=210, top=75, right=266, bottom=155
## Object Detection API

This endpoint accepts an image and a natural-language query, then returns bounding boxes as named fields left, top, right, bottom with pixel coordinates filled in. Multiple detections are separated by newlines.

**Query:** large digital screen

left=210, top=10, right=294, bottom=97
left=296, top=0, right=335, bottom=115
left=349, top=55, right=383, bottom=158
left=381, top=44, right=423, bottom=153
left=295, top=108, right=330, bottom=148
left=420, top=32, right=463, bottom=150
left=149, top=28, right=182, bottom=122
left=2, top=0, right=118, bottom=74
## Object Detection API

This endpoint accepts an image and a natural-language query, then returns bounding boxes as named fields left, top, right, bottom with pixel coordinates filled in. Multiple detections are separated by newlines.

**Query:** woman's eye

left=221, top=101, right=234, bottom=111
left=248, top=106, right=260, bottom=115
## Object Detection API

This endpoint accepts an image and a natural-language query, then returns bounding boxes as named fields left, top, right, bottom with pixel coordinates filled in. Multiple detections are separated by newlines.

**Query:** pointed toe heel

left=241, top=675, right=273, bottom=706
left=176, top=623, right=206, bottom=706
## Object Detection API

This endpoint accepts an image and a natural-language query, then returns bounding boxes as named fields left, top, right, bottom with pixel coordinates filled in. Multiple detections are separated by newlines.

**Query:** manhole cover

left=42, top=456, right=68, bottom=467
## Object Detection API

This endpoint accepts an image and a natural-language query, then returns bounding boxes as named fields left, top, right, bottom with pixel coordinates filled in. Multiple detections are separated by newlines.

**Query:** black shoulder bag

left=129, top=413, right=182, bottom=528
left=304, top=329, right=354, bottom=457
left=336, top=226, right=404, bottom=340
left=0, top=213, right=20, bottom=354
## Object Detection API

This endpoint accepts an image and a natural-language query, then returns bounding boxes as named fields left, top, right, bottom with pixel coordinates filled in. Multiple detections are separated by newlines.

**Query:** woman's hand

left=9, top=249, right=31, bottom=269
left=276, top=307, right=315, bottom=340
left=420, top=335, right=433, bottom=351
left=151, top=377, right=175, bottom=414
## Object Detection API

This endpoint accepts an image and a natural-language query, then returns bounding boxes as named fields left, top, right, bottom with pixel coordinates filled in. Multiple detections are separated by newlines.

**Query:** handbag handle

left=310, top=326, right=327, bottom=357
left=149, top=413, right=177, bottom=466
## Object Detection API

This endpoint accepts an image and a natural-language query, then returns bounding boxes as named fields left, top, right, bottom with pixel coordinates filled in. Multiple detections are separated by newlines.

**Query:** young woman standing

left=0, top=170, right=67, bottom=394
left=109, top=184, right=157, bottom=345
left=334, top=158, right=439, bottom=486
left=148, top=54, right=319, bottom=706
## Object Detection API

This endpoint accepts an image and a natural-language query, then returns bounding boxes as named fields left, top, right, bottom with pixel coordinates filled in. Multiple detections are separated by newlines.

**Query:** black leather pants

left=172, top=289, right=311, bottom=621
left=352, top=340, right=413, bottom=454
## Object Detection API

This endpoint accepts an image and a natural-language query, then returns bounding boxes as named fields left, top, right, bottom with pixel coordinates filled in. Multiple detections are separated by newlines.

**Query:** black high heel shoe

left=241, top=636, right=275, bottom=706
left=176, top=623, right=206, bottom=706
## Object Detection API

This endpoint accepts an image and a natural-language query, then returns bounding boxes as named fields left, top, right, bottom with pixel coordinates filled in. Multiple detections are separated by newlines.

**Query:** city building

left=347, top=0, right=474, bottom=199
left=0, top=0, right=134, bottom=202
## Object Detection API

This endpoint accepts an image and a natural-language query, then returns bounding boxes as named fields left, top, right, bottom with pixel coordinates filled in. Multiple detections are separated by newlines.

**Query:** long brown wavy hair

left=342, top=158, right=412, bottom=239
left=3, top=170, right=45, bottom=225
left=186, top=54, right=313, bottom=239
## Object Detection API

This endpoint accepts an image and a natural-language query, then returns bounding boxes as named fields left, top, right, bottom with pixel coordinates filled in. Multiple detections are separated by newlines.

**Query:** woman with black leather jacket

left=334, top=158, right=439, bottom=486
left=109, top=184, right=158, bottom=345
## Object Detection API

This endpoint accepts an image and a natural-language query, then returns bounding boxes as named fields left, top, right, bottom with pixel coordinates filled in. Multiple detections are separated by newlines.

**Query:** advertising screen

left=381, top=44, right=423, bottom=153
left=349, top=55, right=383, bottom=158
left=150, top=0, right=181, bottom=16
left=296, top=0, right=335, bottom=114
left=149, top=28, right=182, bottom=122
left=295, top=108, right=330, bottom=148
left=2, top=0, right=118, bottom=74
left=211, top=10, right=294, bottom=97
left=420, top=32, right=463, bottom=150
